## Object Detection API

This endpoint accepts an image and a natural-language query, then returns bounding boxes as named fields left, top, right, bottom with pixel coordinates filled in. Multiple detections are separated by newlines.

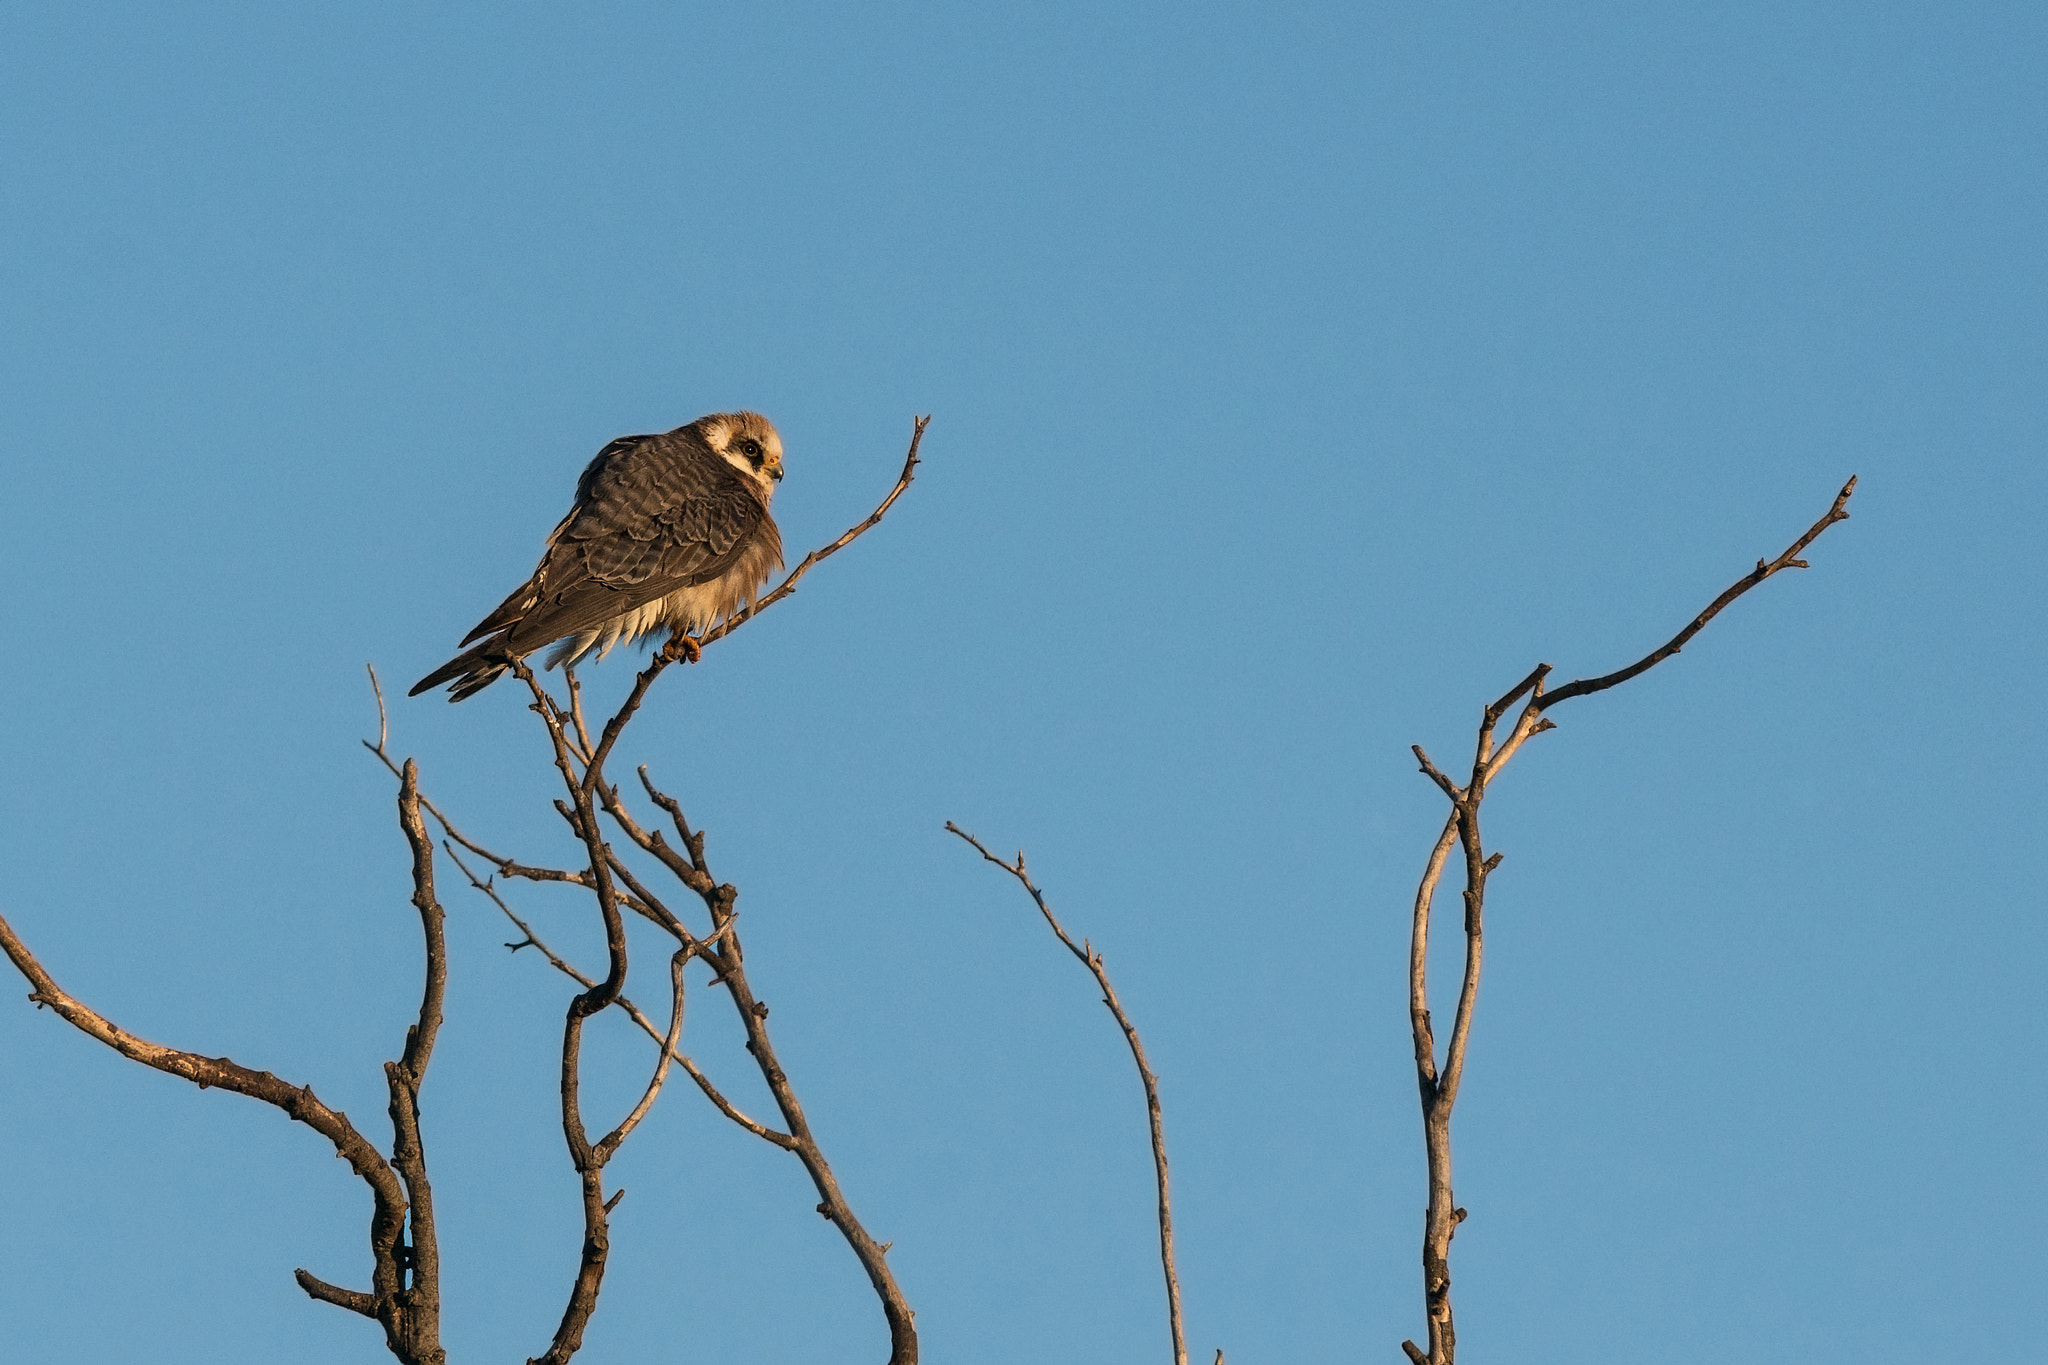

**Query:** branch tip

left=295, top=1268, right=378, bottom=1318
left=1537, top=475, right=1859, bottom=711
left=365, top=664, right=389, bottom=755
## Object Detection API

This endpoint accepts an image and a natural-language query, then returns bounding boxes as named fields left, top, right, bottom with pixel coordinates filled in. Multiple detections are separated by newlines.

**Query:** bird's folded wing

left=484, top=431, right=767, bottom=653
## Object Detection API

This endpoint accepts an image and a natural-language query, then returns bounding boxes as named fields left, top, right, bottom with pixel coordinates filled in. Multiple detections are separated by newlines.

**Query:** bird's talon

left=664, top=635, right=703, bottom=664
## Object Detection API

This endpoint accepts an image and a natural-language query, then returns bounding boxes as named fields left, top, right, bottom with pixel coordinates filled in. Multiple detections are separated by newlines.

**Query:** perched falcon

left=411, top=411, right=786, bottom=702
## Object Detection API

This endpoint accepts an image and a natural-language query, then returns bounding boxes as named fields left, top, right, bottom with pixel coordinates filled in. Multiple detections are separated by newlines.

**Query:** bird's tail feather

left=409, top=639, right=514, bottom=701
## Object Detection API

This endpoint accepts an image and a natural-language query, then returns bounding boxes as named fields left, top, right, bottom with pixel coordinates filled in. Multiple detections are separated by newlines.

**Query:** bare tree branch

left=379, top=759, right=449, bottom=1362
left=593, top=948, right=689, bottom=1164
left=601, top=845, right=693, bottom=941
left=0, top=745, right=459, bottom=1365
left=1405, top=810, right=1461, bottom=1102
left=0, top=913, right=405, bottom=1264
left=296, top=1269, right=379, bottom=1318
left=512, top=664, right=640, bottom=1365
left=440, top=843, right=795, bottom=1149
left=1399, top=476, right=1856, bottom=1365
left=366, top=669, right=597, bottom=892
left=631, top=767, right=919, bottom=1365
left=946, top=822, right=1188, bottom=1365
left=1535, top=476, right=1856, bottom=711
left=564, top=665, right=597, bottom=764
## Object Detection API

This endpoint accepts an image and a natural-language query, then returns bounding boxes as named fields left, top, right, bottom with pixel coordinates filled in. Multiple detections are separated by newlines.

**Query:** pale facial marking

left=707, top=412, right=785, bottom=498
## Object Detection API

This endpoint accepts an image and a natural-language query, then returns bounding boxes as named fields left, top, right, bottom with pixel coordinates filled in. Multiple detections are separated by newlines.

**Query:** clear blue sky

left=2, top=4, right=2041, bottom=1362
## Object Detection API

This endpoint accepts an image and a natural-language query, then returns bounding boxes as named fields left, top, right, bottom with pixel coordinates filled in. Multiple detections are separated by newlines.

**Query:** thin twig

left=601, top=845, right=692, bottom=941
left=365, top=670, right=596, bottom=893
left=696, top=415, right=929, bottom=652
left=632, top=766, right=918, bottom=1364
left=946, top=822, right=1187, bottom=1365
left=440, top=842, right=794, bottom=1149
left=370, top=663, right=389, bottom=755
left=592, top=949, right=689, bottom=1164
left=564, top=665, right=596, bottom=765
left=1536, top=476, right=1856, bottom=710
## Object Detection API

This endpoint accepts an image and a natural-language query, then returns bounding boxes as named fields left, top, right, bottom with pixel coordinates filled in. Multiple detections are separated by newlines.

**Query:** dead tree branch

left=1399, top=476, right=1855, bottom=1365
left=946, top=822, right=1189, bottom=1365
left=377, top=758, right=450, bottom=1361
left=627, top=766, right=920, bottom=1364
left=0, top=754, right=456, bottom=1365
left=440, top=841, right=795, bottom=1149
left=513, top=657, right=641, bottom=1365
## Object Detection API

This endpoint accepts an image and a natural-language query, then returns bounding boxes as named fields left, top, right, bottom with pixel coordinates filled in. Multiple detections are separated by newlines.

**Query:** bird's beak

left=770, top=467, right=784, bottom=482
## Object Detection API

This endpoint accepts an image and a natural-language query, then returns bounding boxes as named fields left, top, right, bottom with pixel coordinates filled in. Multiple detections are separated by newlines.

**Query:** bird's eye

left=740, top=439, right=763, bottom=460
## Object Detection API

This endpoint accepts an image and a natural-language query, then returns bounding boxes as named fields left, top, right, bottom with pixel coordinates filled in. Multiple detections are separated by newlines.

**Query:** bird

left=411, top=411, right=786, bottom=702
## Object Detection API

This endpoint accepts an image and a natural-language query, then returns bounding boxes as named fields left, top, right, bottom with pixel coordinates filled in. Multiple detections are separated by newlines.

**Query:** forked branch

left=0, top=750, right=456, bottom=1365
left=947, top=822, right=1191, bottom=1365
left=440, top=841, right=795, bottom=1149
left=1399, top=476, right=1856, bottom=1365
left=630, top=767, right=919, bottom=1365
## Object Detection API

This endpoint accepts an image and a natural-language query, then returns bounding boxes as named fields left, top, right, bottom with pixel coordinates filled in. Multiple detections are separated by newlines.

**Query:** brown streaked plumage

left=411, top=412, right=786, bottom=702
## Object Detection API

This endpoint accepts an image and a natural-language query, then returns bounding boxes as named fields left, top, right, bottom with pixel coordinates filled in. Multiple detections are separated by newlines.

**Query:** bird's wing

left=456, top=434, right=664, bottom=645
left=482, top=427, right=768, bottom=654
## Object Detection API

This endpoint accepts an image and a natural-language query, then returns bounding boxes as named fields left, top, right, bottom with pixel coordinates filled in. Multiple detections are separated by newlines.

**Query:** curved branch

left=593, top=949, right=688, bottom=1165
left=947, top=822, right=1187, bottom=1365
left=1407, top=810, right=1460, bottom=1102
left=0, top=911, right=423, bottom=1354
left=638, top=775, right=917, bottom=1363
left=1537, top=476, right=1855, bottom=710
left=697, top=415, right=929, bottom=652
left=441, top=843, right=795, bottom=1150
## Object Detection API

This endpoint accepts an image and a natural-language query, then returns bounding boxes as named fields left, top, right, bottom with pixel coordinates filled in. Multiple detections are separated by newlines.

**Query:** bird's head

left=699, top=411, right=785, bottom=500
